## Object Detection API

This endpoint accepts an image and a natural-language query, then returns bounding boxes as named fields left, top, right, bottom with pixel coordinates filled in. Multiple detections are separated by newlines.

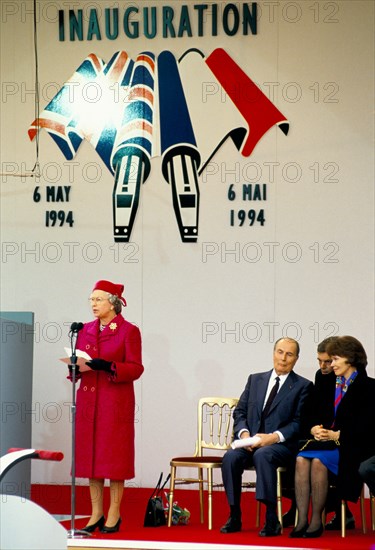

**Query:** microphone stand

left=67, top=328, right=90, bottom=539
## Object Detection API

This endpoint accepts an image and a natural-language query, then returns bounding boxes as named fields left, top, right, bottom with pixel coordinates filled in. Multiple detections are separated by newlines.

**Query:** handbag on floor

left=144, top=472, right=171, bottom=527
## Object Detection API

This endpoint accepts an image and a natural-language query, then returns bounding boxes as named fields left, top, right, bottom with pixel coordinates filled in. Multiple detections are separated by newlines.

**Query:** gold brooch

left=109, top=322, right=117, bottom=332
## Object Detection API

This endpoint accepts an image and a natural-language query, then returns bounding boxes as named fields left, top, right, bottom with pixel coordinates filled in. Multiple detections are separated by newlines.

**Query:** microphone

left=70, top=322, right=84, bottom=333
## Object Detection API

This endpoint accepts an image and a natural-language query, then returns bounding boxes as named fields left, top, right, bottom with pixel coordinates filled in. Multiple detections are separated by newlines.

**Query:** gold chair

left=167, top=396, right=238, bottom=530
left=167, top=397, right=289, bottom=531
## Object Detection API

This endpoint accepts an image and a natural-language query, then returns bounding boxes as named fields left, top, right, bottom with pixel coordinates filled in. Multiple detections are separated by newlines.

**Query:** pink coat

left=74, top=314, right=143, bottom=480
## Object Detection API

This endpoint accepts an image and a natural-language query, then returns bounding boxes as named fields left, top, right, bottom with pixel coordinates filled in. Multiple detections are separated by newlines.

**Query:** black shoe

left=220, top=516, right=242, bottom=533
left=259, top=520, right=282, bottom=537
left=325, top=514, right=355, bottom=530
left=101, top=517, right=122, bottom=533
left=282, top=508, right=296, bottom=528
left=82, top=515, right=105, bottom=532
left=304, top=523, right=324, bottom=538
left=289, top=524, right=308, bottom=538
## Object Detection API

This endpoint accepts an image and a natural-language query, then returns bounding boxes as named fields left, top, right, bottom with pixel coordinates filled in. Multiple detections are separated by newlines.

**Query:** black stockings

left=294, top=456, right=329, bottom=532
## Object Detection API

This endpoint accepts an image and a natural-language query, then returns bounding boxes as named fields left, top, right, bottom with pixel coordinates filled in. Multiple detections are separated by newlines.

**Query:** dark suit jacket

left=233, top=369, right=313, bottom=451
left=314, top=369, right=336, bottom=424
left=300, top=369, right=336, bottom=437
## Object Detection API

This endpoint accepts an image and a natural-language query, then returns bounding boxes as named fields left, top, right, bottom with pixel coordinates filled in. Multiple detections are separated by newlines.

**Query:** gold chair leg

left=198, top=467, right=204, bottom=524
left=371, top=494, right=375, bottom=531
left=360, top=485, right=367, bottom=534
left=207, top=468, right=213, bottom=530
left=341, top=500, right=346, bottom=538
left=167, top=466, right=175, bottom=527
left=276, top=468, right=283, bottom=533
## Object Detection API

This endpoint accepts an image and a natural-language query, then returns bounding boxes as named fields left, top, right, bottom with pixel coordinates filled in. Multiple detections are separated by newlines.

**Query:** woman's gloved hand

left=86, top=358, right=113, bottom=372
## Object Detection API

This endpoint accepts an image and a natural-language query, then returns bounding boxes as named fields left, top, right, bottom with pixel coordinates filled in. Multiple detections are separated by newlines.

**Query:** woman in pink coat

left=72, top=280, right=144, bottom=533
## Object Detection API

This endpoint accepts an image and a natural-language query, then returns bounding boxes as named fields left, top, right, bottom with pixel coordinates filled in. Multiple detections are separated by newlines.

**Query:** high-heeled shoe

left=101, top=517, right=122, bottom=533
left=304, top=523, right=324, bottom=538
left=289, top=524, right=308, bottom=538
left=82, top=515, right=105, bottom=532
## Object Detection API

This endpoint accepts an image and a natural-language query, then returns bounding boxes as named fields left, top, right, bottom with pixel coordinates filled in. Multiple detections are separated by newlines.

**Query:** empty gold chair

left=167, top=397, right=238, bottom=530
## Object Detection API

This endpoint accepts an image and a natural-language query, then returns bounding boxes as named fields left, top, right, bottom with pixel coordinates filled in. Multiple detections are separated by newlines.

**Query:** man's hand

left=253, top=432, right=279, bottom=447
left=239, top=431, right=254, bottom=452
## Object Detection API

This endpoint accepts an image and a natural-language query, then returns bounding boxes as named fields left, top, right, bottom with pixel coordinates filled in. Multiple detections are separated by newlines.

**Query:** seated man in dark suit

left=220, top=337, right=313, bottom=537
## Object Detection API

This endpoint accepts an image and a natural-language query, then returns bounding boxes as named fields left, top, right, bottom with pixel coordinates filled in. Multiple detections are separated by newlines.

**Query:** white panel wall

left=1, top=1, right=373, bottom=488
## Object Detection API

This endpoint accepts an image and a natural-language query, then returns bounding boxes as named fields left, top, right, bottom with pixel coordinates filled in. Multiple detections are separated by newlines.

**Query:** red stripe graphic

left=205, top=48, right=289, bottom=157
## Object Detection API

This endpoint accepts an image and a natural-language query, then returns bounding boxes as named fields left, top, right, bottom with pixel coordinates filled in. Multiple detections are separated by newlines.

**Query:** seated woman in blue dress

left=290, top=335, right=375, bottom=538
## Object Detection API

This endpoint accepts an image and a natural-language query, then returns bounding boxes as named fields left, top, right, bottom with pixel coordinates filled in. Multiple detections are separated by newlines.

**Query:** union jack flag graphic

left=110, top=52, right=155, bottom=241
left=29, top=49, right=289, bottom=243
left=28, top=54, right=104, bottom=160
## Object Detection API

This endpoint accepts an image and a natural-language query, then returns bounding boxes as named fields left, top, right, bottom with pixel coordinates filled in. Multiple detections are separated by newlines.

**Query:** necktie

left=260, top=376, right=280, bottom=432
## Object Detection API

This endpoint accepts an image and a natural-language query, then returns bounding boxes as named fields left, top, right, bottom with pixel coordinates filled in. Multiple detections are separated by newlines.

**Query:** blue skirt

left=298, top=449, right=339, bottom=475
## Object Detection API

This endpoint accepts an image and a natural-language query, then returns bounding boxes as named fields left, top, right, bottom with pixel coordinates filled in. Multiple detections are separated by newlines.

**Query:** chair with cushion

left=167, top=396, right=238, bottom=530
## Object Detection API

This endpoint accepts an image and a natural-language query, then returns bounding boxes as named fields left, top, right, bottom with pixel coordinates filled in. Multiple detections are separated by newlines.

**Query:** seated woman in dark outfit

left=290, top=335, right=375, bottom=538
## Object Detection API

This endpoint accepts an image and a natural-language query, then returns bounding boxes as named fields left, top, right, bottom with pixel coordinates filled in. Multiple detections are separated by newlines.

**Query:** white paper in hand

left=231, top=436, right=261, bottom=449
left=64, top=347, right=91, bottom=361
left=60, top=348, right=92, bottom=371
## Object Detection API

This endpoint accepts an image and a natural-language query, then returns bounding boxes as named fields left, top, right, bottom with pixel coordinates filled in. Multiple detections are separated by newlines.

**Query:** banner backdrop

left=0, top=1, right=374, bottom=487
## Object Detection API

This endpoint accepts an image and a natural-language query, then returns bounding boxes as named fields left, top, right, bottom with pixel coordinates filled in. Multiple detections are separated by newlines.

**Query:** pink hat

left=92, top=280, right=127, bottom=306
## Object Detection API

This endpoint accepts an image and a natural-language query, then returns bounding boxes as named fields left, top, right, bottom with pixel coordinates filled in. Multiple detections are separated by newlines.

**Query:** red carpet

left=31, top=484, right=375, bottom=549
